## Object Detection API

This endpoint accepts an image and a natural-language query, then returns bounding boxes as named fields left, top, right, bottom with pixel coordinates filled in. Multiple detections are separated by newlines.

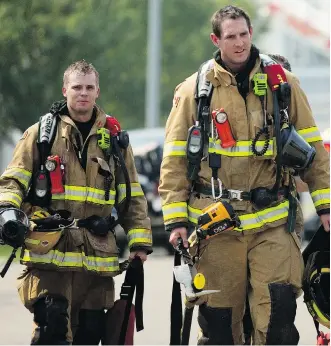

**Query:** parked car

left=114, top=127, right=175, bottom=255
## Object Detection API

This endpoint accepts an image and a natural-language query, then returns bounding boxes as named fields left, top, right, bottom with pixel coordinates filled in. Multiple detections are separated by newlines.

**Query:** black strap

left=287, top=178, right=297, bottom=233
left=170, top=251, right=183, bottom=345
left=181, top=307, right=194, bottom=345
left=118, top=257, right=144, bottom=345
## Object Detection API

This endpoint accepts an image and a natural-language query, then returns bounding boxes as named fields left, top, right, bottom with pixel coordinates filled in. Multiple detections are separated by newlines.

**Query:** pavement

left=0, top=247, right=328, bottom=345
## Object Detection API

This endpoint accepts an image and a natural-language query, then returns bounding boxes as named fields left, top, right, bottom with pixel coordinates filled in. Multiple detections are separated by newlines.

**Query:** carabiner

left=211, top=176, right=222, bottom=201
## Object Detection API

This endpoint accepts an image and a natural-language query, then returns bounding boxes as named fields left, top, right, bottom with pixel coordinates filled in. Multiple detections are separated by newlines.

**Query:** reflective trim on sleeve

left=209, top=138, right=274, bottom=157
left=188, top=200, right=289, bottom=231
left=127, top=228, right=153, bottom=247
left=1, top=167, right=32, bottom=190
left=297, top=127, right=323, bottom=143
left=21, top=249, right=120, bottom=272
left=163, top=141, right=187, bottom=158
left=117, top=183, right=144, bottom=203
left=311, top=188, right=330, bottom=207
left=52, top=185, right=116, bottom=205
left=0, top=191, right=22, bottom=208
left=162, top=202, right=188, bottom=221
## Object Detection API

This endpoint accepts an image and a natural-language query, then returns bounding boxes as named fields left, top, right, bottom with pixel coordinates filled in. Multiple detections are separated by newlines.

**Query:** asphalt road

left=0, top=247, right=328, bottom=345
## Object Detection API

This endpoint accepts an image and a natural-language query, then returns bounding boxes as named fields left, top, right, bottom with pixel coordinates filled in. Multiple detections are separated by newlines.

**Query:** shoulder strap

left=28, top=113, right=59, bottom=208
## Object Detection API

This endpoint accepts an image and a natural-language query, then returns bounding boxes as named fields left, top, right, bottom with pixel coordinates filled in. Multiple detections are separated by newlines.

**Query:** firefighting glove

left=77, top=215, right=110, bottom=236
left=30, top=210, right=73, bottom=231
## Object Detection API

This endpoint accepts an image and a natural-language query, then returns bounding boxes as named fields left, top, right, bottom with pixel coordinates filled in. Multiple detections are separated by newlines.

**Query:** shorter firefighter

left=159, top=5, right=330, bottom=345
left=0, top=60, right=152, bottom=344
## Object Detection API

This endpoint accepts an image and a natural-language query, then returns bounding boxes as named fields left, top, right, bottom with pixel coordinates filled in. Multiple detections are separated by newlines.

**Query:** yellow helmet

left=24, top=228, right=63, bottom=255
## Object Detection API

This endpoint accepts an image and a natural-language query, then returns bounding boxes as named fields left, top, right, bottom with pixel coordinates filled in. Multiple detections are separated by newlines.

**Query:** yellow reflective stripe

left=117, top=183, right=144, bottom=203
left=311, top=188, right=330, bottom=207
left=25, top=238, right=40, bottom=245
left=188, top=200, right=289, bottom=231
left=1, top=167, right=32, bottom=189
left=52, top=185, right=115, bottom=205
left=0, top=191, right=22, bottom=208
left=127, top=228, right=153, bottom=247
left=162, top=202, right=188, bottom=221
left=87, top=187, right=115, bottom=205
left=163, top=141, right=187, bottom=158
left=312, top=301, right=329, bottom=323
left=209, top=138, right=274, bottom=157
left=22, top=249, right=119, bottom=272
left=310, top=267, right=330, bottom=281
left=297, top=127, right=322, bottom=143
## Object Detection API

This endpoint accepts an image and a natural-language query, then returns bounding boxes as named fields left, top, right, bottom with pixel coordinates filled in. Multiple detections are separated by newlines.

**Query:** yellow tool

left=197, top=200, right=240, bottom=239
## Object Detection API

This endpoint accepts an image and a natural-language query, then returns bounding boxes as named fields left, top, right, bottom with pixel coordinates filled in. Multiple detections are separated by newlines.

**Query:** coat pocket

left=85, top=230, right=119, bottom=255
left=88, top=157, right=114, bottom=189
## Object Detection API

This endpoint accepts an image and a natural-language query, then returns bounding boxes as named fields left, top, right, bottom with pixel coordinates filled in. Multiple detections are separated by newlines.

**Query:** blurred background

left=0, top=0, right=329, bottom=252
left=0, top=1, right=330, bottom=344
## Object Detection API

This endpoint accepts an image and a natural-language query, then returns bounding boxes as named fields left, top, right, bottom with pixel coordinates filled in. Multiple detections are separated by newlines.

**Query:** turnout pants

left=191, top=225, right=304, bottom=345
left=17, top=269, right=115, bottom=344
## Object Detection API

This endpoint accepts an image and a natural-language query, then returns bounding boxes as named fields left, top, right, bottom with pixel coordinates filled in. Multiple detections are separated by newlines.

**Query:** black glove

left=77, top=215, right=110, bottom=237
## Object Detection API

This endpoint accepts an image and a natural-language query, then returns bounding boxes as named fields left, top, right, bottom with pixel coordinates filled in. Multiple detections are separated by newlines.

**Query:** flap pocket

left=86, top=230, right=118, bottom=255
left=88, top=157, right=114, bottom=189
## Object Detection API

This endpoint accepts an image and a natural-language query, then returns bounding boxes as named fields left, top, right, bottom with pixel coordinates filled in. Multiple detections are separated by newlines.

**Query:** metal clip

left=227, top=189, right=243, bottom=201
left=211, top=177, right=222, bottom=200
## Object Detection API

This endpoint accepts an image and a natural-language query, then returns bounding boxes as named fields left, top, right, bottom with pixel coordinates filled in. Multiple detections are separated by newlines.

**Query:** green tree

left=0, top=0, right=261, bottom=134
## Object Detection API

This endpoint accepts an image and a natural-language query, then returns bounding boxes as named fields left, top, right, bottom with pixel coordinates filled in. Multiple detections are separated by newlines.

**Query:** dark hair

left=268, top=54, right=292, bottom=72
left=211, top=5, right=252, bottom=38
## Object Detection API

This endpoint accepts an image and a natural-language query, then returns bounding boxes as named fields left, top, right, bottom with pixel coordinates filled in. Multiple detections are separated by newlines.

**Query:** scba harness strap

left=29, top=102, right=132, bottom=225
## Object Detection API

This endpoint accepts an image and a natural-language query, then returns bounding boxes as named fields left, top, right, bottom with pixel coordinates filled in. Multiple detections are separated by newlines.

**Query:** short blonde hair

left=63, top=59, right=99, bottom=86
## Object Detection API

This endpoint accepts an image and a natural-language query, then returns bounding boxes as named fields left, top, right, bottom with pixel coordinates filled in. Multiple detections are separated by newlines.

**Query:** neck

left=222, top=55, right=250, bottom=74
left=68, top=106, right=94, bottom=123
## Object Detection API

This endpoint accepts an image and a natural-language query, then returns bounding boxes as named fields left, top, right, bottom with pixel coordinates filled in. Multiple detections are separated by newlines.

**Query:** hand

left=169, top=227, right=188, bottom=248
left=129, top=250, right=148, bottom=262
left=320, top=214, right=330, bottom=232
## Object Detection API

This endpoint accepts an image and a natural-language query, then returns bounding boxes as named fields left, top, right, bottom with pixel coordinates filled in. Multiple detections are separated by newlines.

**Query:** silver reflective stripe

left=52, top=185, right=115, bottom=205
left=22, top=249, right=120, bottom=272
left=311, top=188, right=330, bottom=207
left=127, top=228, right=153, bottom=247
left=162, top=202, right=188, bottom=221
left=209, top=138, right=274, bottom=157
left=117, top=183, right=144, bottom=203
left=163, top=141, right=187, bottom=158
left=1, top=167, right=32, bottom=189
left=0, top=191, right=22, bottom=208
left=297, top=127, right=322, bottom=143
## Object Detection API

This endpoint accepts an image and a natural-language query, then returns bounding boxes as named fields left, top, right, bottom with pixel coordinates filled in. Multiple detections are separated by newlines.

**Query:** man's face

left=62, top=72, right=100, bottom=116
left=211, top=17, right=253, bottom=69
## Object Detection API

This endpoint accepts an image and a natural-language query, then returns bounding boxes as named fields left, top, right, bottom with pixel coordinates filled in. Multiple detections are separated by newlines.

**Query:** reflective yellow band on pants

left=117, top=183, right=144, bottom=203
left=21, top=249, right=119, bottom=272
left=297, top=127, right=322, bottom=143
left=162, top=202, right=188, bottom=221
left=52, top=185, right=116, bottom=205
left=311, top=188, right=330, bottom=208
left=127, top=228, right=153, bottom=247
left=188, top=200, right=289, bottom=231
left=0, top=191, right=22, bottom=208
left=1, top=167, right=32, bottom=190
left=209, top=138, right=274, bottom=157
left=163, top=141, right=187, bottom=158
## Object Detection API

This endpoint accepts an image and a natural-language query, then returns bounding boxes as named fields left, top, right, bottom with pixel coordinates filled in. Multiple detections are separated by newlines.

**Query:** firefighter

left=0, top=60, right=152, bottom=344
left=159, top=5, right=330, bottom=345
